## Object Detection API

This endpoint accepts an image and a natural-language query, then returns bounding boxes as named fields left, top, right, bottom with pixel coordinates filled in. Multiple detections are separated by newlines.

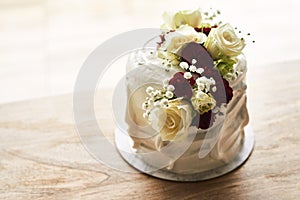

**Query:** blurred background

left=1, top=0, right=299, bottom=103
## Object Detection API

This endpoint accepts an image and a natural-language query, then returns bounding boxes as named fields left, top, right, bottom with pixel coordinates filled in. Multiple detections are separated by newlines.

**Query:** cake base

left=115, top=125, right=254, bottom=182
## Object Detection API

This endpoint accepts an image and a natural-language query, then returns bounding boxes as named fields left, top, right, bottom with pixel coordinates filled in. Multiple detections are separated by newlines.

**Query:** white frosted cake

left=124, top=9, right=250, bottom=175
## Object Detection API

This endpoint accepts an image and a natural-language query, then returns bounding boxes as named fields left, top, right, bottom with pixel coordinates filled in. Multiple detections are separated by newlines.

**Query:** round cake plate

left=115, top=125, right=254, bottom=182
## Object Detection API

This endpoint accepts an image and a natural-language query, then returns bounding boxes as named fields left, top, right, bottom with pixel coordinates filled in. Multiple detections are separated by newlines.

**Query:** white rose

left=166, top=34, right=192, bottom=53
left=149, top=99, right=193, bottom=141
left=164, top=25, right=207, bottom=53
left=204, top=23, right=245, bottom=59
left=161, top=9, right=203, bottom=30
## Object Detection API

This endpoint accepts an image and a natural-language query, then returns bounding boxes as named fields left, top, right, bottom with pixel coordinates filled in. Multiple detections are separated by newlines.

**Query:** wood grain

left=0, top=60, right=300, bottom=200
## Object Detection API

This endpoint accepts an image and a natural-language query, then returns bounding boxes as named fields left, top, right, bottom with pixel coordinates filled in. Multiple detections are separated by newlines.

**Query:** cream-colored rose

left=166, top=34, right=191, bottom=53
left=164, top=25, right=207, bottom=53
left=204, top=23, right=245, bottom=59
left=161, top=9, right=203, bottom=30
left=191, top=92, right=216, bottom=115
left=149, top=99, right=193, bottom=141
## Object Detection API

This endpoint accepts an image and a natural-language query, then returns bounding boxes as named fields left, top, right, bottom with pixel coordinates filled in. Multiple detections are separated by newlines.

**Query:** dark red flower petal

left=157, top=34, right=165, bottom=48
left=192, top=110, right=216, bottom=129
left=169, top=72, right=193, bottom=99
left=194, top=27, right=211, bottom=36
left=211, top=78, right=233, bottom=106
left=179, top=42, right=214, bottom=69
left=223, top=78, right=233, bottom=103
left=194, top=25, right=218, bottom=36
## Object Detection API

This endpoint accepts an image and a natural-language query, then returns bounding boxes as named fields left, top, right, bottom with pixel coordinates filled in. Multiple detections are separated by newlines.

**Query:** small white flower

left=148, top=99, right=154, bottom=105
left=192, top=59, right=197, bottom=64
left=189, top=65, right=197, bottom=72
left=142, top=102, right=148, bottom=110
left=196, top=77, right=205, bottom=86
left=210, top=77, right=216, bottom=85
left=165, top=91, right=174, bottom=99
left=160, top=98, right=169, bottom=107
left=196, top=76, right=215, bottom=91
left=154, top=101, right=161, bottom=107
left=212, top=86, right=217, bottom=92
left=167, top=85, right=175, bottom=91
left=198, top=83, right=205, bottom=91
left=149, top=93, right=155, bottom=97
left=196, top=68, right=204, bottom=74
left=196, top=91, right=205, bottom=99
left=153, top=90, right=162, bottom=97
left=179, top=61, right=189, bottom=70
left=184, top=72, right=192, bottom=79
left=146, top=86, right=154, bottom=95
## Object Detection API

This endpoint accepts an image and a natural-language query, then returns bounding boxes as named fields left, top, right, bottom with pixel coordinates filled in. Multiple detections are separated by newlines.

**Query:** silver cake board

left=115, top=125, right=254, bottom=182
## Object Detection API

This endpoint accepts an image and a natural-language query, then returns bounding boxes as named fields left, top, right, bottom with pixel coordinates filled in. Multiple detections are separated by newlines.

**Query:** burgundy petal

left=192, top=110, right=216, bottom=129
left=179, top=42, right=214, bottom=69
left=194, top=25, right=218, bottom=36
left=211, top=78, right=233, bottom=106
left=194, top=27, right=212, bottom=36
left=169, top=72, right=193, bottom=99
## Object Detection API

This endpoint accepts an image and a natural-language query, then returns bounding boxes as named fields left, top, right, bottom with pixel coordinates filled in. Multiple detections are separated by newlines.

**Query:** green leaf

left=215, top=57, right=236, bottom=77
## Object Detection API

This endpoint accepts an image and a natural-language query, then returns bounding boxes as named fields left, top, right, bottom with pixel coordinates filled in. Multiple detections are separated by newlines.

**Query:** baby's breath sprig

left=142, top=81, right=176, bottom=119
left=191, top=76, right=217, bottom=114
left=179, top=59, right=204, bottom=75
left=157, top=50, right=181, bottom=70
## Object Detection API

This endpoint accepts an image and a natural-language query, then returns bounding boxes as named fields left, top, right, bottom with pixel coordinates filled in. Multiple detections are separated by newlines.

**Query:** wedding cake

left=124, top=9, right=250, bottom=176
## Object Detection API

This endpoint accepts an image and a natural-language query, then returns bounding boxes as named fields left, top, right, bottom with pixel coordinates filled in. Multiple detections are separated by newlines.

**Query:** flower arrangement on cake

left=122, top=8, right=253, bottom=179
left=140, top=9, right=247, bottom=141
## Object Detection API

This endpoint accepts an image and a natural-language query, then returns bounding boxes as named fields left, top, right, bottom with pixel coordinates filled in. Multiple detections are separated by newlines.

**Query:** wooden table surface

left=0, top=60, right=300, bottom=200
